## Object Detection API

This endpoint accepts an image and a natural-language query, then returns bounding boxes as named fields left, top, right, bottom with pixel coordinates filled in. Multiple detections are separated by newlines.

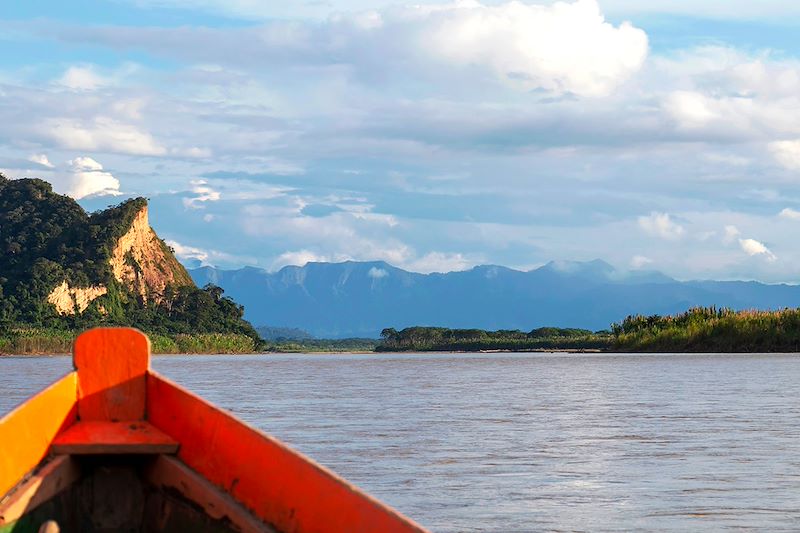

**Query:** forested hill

left=0, top=175, right=260, bottom=348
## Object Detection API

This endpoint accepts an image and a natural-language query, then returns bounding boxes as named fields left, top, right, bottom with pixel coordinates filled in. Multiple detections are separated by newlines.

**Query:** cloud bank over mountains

left=3, top=0, right=800, bottom=281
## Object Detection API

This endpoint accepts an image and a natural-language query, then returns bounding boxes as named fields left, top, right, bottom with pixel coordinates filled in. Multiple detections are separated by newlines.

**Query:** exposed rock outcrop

left=108, top=205, right=193, bottom=303
left=47, top=281, right=107, bottom=315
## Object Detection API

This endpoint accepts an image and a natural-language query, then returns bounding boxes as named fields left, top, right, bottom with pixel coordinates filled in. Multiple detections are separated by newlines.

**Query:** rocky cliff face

left=0, top=177, right=195, bottom=320
left=0, top=176, right=259, bottom=341
left=108, top=205, right=193, bottom=303
left=47, top=281, right=108, bottom=315
left=43, top=204, right=193, bottom=315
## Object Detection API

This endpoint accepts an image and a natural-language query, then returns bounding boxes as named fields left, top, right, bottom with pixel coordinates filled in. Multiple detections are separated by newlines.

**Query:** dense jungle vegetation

left=0, top=175, right=262, bottom=353
left=377, top=326, right=610, bottom=351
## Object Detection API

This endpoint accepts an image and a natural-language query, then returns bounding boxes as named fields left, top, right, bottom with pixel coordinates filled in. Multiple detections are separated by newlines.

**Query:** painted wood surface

left=145, top=455, right=275, bottom=533
left=0, top=373, right=77, bottom=499
left=0, top=456, right=79, bottom=526
left=51, top=420, right=178, bottom=455
left=1, top=327, right=429, bottom=532
left=147, top=372, right=429, bottom=533
left=74, top=327, right=149, bottom=422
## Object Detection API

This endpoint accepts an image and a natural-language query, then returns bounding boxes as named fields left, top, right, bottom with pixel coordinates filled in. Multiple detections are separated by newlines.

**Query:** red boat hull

left=0, top=328, right=428, bottom=532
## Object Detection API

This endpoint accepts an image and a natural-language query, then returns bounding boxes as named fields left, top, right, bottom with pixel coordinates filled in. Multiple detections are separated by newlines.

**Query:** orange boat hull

left=0, top=328, right=428, bottom=533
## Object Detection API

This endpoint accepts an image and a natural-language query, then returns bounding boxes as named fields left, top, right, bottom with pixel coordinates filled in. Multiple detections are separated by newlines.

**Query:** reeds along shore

left=0, top=328, right=257, bottom=355
left=611, top=306, right=800, bottom=352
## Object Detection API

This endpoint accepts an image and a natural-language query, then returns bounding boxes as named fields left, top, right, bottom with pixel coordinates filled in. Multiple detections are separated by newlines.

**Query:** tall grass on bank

left=149, top=333, right=257, bottom=354
left=0, top=328, right=75, bottom=354
left=0, top=328, right=257, bottom=355
left=612, top=306, right=800, bottom=352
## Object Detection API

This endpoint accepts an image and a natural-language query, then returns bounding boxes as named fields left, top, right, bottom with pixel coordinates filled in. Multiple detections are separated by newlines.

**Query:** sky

left=4, top=1, right=800, bottom=281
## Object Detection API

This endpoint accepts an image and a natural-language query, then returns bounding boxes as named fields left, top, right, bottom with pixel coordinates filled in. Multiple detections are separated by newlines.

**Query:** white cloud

left=74, top=0, right=647, bottom=98
left=739, top=238, right=776, bottom=261
left=367, top=266, right=388, bottom=279
left=13, top=1, right=800, bottom=284
left=166, top=240, right=254, bottom=267
left=172, top=146, right=212, bottom=158
left=779, top=208, right=800, bottom=220
left=182, top=180, right=221, bottom=209
left=638, top=212, right=684, bottom=240
left=769, top=140, right=800, bottom=170
left=43, top=117, right=166, bottom=156
left=167, top=240, right=211, bottom=264
left=58, top=66, right=108, bottom=91
left=62, top=157, right=122, bottom=199
left=413, top=0, right=648, bottom=96
left=664, top=91, right=717, bottom=128
left=722, top=225, right=740, bottom=244
left=270, top=249, right=344, bottom=270
left=630, top=255, right=653, bottom=269
left=403, top=251, right=474, bottom=273
left=28, top=154, right=54, bottom=168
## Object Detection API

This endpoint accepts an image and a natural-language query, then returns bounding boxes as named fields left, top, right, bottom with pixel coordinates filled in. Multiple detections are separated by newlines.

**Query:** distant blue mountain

left=188, top=260, right=800, bottom=338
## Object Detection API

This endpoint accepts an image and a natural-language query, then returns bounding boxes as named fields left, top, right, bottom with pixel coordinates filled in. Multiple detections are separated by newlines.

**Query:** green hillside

left=0, top=175, right=261, bottom=353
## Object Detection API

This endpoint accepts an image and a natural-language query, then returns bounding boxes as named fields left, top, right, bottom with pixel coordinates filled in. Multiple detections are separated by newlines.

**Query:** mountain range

left=189, top=259, right=800, bottom=338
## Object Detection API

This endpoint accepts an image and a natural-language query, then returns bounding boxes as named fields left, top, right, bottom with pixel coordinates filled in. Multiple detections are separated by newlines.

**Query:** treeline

left=377, top=307, right=800, bottom=353
left=611, top=306, right=800, bottom=352
left=264, top=338, right=378, bottom=353
left=377, top=326, right=610, bottom=352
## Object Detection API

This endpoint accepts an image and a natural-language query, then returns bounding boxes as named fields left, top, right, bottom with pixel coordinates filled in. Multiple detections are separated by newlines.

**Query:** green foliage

left=0, top=177, right=262, bottom=350
left=0, top=327, right=74, bottom=354
left=264, top=338, right=378, bottom=353
left=152, top=333, right=257, bottom=354
left=0, top=328, right=257, bottom=355
left=611, top=306, right=800, bottom=352
left=377, top=326, right=609, bottom=352
left=528, top=327, right=594, bottom=338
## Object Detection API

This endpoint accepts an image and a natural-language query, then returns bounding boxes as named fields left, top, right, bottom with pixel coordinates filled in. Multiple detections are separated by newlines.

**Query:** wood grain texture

left=145, top=455, right=275, bottom=533
left=73, top=328, right=150, bottom=421
left=0, top=373, right=77, bottom=500
left=147, top=372, right=429, bottom=533
left=0, top=456, right=80, bottom=526
left=51, top=421, right=178, bottom=455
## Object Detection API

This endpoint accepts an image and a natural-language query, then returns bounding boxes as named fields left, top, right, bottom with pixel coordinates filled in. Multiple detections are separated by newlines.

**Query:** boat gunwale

left=0, top=328, right=430, bottom=533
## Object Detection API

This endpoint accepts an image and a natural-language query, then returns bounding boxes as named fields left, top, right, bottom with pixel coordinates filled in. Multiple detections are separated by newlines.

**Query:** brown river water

left=2, top=352, right=800, bottom=532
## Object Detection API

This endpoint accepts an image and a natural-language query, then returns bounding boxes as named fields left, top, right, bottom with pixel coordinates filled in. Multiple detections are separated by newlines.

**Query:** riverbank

left=377, top=326, right=612, bottom=352
left=8, top=307, right=800, bottom=355
left=0, top=329, right=259, bottom=355
left=611, top=307, right=800, bottom=352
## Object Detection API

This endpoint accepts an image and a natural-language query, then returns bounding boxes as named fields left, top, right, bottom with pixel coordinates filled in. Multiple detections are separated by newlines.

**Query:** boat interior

left=0, top=453, right=273, bottom=533
left=0, top=328, right=427, bottom=533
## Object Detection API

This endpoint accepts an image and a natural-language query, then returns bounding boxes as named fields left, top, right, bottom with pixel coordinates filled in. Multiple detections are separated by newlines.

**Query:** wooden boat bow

left=0, top=328, right=428, bottom=532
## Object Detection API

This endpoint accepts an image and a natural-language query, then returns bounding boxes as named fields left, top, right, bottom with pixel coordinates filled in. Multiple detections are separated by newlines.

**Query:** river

left=2, top=352, right=800, bottom=532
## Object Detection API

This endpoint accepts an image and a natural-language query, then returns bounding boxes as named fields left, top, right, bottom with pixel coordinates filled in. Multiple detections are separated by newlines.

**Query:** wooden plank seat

left=51, top=421, right=179, bottom=455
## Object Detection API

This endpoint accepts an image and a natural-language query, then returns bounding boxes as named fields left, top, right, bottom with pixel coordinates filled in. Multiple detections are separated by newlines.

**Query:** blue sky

left=5, top=1, right=800, bottom=281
